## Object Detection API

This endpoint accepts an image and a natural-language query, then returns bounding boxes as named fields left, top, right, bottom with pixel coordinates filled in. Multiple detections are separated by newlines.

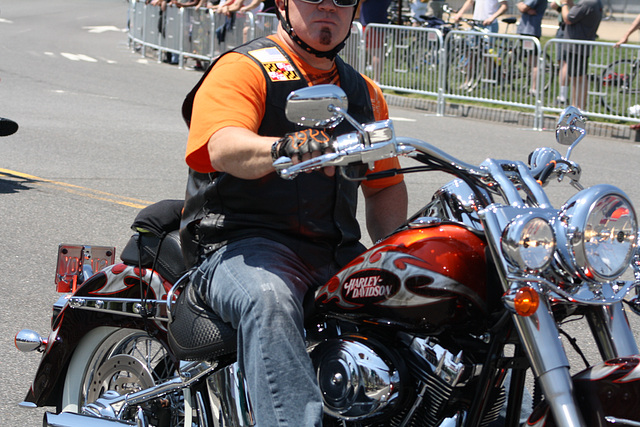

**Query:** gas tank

left=316, top=223, right=491, bottom=329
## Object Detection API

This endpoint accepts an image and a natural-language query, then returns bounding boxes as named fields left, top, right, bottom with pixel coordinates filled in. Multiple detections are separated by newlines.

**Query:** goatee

left=319, top=27, right=333, bottom=46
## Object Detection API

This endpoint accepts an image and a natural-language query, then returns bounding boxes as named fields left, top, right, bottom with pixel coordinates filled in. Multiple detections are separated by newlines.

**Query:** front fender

left=527, top=355, right=640, bottom=426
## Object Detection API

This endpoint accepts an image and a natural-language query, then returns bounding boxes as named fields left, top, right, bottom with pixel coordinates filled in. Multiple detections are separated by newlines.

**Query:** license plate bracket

left=55, top=244, right=116, bottom=293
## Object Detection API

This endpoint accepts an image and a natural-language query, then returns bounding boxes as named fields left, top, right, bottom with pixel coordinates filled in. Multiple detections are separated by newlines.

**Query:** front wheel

left=61, top=326, right=198, bottom=426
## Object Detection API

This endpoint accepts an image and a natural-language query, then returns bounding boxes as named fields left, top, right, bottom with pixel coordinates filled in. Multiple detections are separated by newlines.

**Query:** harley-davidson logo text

left=344, top=276, right=393, bottom=298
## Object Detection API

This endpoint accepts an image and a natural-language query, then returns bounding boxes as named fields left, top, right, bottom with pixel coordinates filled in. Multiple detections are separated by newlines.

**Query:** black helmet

left=276, top=0, right=360, bottom=60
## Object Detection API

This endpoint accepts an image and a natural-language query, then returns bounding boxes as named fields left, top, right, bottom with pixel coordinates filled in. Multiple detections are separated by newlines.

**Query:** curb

left=384, top=94, right=640, bottom=143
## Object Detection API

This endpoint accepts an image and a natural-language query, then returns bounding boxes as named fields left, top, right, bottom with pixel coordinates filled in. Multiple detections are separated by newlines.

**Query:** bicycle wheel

left=540, top=52, right=555, bottom=93
left=445, top=37, right=480, bottom=93
left=502, top=46, right=530, bottom=99
left=501, top=42, right=552, bottom=102
left=600, top=59, right=639, bottom=117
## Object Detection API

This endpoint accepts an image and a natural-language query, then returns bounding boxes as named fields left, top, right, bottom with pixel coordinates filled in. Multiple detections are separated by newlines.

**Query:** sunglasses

left=297, top=0, right=358, bottom=8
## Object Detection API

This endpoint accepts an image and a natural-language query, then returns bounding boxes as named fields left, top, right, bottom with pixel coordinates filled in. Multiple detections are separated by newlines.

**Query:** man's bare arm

left=362, top=181, right=408, bottom=243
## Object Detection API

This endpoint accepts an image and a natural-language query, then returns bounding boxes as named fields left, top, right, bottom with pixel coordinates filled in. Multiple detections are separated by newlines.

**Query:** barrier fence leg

left=437, top=48, right=445, bottom=117
left=178, top=9, right=184, bottom=69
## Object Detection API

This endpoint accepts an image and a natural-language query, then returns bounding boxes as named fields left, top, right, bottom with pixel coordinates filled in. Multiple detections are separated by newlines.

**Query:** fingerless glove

left=271, top=129, right=333, bottom=162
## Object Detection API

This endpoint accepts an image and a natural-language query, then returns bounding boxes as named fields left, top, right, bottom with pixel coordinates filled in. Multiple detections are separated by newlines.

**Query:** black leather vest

left=180, top=38, right=374, bottom=269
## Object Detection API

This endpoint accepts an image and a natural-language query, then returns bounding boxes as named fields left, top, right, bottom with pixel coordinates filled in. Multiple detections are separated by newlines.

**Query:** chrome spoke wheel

left=62, top=327, right=201, bottom=426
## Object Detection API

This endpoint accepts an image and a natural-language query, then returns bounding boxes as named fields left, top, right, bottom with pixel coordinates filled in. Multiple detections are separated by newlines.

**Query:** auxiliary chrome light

left=557, top=184, right=637, bottom=282
left=502, top=214, right=556, bottom=271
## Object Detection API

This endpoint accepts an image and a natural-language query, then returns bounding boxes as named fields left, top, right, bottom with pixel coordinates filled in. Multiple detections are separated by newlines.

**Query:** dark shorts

left=554, top=25, right=567, bottom=60
left=564, top=47, right=591, bottom=77
left=518, top=36, right=540, bottom=58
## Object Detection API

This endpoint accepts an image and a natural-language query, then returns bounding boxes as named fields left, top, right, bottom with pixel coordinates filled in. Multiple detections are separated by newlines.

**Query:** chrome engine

left=312, top=333, right=505, bottom=426
left=310, top=336, right=403, bottom=421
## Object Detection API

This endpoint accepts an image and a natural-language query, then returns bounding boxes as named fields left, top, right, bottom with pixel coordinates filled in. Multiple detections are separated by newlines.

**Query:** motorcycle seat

left=168, top=279, right=237, bottom=361
left=120, top=199, right=187, bottom=284
left=120, top=230, right=187, bottom=284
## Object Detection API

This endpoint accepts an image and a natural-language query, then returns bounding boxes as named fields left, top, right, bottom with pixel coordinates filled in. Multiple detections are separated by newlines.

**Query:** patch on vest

left=248, top=47, right=300, bottom=82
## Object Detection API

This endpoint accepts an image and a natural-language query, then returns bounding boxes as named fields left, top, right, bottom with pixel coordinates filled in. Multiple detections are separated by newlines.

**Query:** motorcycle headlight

left=557, top=185, right=637, bottom=282
left=502, top=214, right=556, bottom=271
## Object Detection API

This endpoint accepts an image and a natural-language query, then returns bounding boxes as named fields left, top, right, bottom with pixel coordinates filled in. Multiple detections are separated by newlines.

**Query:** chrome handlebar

left=273, top=120, right=489, bottom=181
left=528, top=147, right=583, bottom=189
left=272, top=124, right=582, bottom=207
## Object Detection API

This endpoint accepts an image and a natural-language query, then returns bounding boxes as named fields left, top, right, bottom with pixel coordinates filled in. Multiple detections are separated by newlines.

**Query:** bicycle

left=601, top=0, right=615, bottom=21
left=444, top=15, right=554, bottom=97
left=597, top=54, right=640, bottom=117
left=369, top=6, right=553, bottom=100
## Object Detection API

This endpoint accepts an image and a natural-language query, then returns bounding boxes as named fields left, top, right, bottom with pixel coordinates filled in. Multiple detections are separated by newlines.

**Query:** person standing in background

left=359, top=0, right=392, bottom=82
left=615, top=14, right=640, bottom=47
left=451, top=0, right=507, bottom=90
left=550, top=0, right=569, bottom=104
left=452, top=0, right=508, bottom=32
left=409, top=0, right=429, bottom=26
left=614, top=13, right=640, bottom=129
left=560, top=0, right=602, bottom=110
left=516, top=0, right=549, bottom=97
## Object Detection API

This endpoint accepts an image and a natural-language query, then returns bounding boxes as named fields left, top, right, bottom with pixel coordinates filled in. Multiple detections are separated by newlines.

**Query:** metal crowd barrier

left=364, top=24, right=443, bottom=97
left=253, top=13, right=280, bottom=40
left=127, top=0, right=640, bottom=129
left=541, top=39, right=640, bottom=123
left=127, top=0, right=256, bottom=67
left=342, top=22, right=365, bottom=75
left=440, top=32, right=542, bottom=109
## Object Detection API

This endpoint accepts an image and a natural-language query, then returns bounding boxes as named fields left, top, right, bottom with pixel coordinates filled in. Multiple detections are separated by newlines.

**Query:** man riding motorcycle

left=179, top=0, right=408, bottom=424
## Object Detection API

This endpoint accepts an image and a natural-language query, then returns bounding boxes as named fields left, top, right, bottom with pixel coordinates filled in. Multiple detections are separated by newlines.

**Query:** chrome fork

left=481, top=206, right=586, bottom=427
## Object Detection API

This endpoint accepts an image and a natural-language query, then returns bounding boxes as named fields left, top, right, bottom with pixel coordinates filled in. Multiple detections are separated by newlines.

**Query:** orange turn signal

left=514, top=286, right=539, bottom=317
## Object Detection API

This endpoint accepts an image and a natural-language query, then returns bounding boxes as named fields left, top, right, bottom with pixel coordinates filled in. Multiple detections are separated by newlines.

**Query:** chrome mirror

left=556, top=106, right=585, bottom=158
left=285, top=84, right=347, bottom=129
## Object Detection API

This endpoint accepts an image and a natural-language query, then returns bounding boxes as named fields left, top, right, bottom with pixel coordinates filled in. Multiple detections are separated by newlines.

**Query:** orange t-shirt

left=185, top=35, right=402, bottom=189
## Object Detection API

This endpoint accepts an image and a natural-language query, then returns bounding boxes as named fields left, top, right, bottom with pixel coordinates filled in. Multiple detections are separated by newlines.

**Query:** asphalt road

left=2, top=0, right=640, bottom=425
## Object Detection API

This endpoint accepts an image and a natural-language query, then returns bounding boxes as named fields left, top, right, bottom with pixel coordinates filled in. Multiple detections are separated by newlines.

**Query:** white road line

left=389, top=117, right=417, bottom=122
left=60, top=53, right=99, bottom=62
left=82, top=26, right=125, bottom=33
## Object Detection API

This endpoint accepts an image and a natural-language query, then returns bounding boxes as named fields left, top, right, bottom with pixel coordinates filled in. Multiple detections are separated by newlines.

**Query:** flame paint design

left=317, top=245, right=485, bottom=311
left=86, top=263, right=172, bottom=300
left=576, top=356, right=640, bottom=384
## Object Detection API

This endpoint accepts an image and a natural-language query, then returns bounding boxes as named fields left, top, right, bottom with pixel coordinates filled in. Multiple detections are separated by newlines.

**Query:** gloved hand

left=271, top=129, right=333, bottom=162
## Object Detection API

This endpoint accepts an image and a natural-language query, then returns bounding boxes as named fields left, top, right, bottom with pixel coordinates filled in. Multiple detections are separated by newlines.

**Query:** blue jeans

left=192, top=237, right=337, bottom=427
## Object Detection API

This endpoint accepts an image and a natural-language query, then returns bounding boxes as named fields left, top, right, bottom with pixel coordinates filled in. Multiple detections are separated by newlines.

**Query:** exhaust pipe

left=43, top=412, right=135, bottom=427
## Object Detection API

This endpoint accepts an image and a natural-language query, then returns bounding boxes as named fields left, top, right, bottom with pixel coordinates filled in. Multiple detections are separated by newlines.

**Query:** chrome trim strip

left=508, top=274, right=637, bottom=305
left=166, top=273, right=190, bottom=323
left=81, top=364, right=217, bottom=421
left=605, top=417, right=640, bottom=427
left=68, top=296, right=168, bottom=321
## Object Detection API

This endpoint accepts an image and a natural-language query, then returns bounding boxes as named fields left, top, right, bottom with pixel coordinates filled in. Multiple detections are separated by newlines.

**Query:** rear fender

left=527, top=355, right=640, bottom=426
left=23, top=270, right=170, bottom=408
